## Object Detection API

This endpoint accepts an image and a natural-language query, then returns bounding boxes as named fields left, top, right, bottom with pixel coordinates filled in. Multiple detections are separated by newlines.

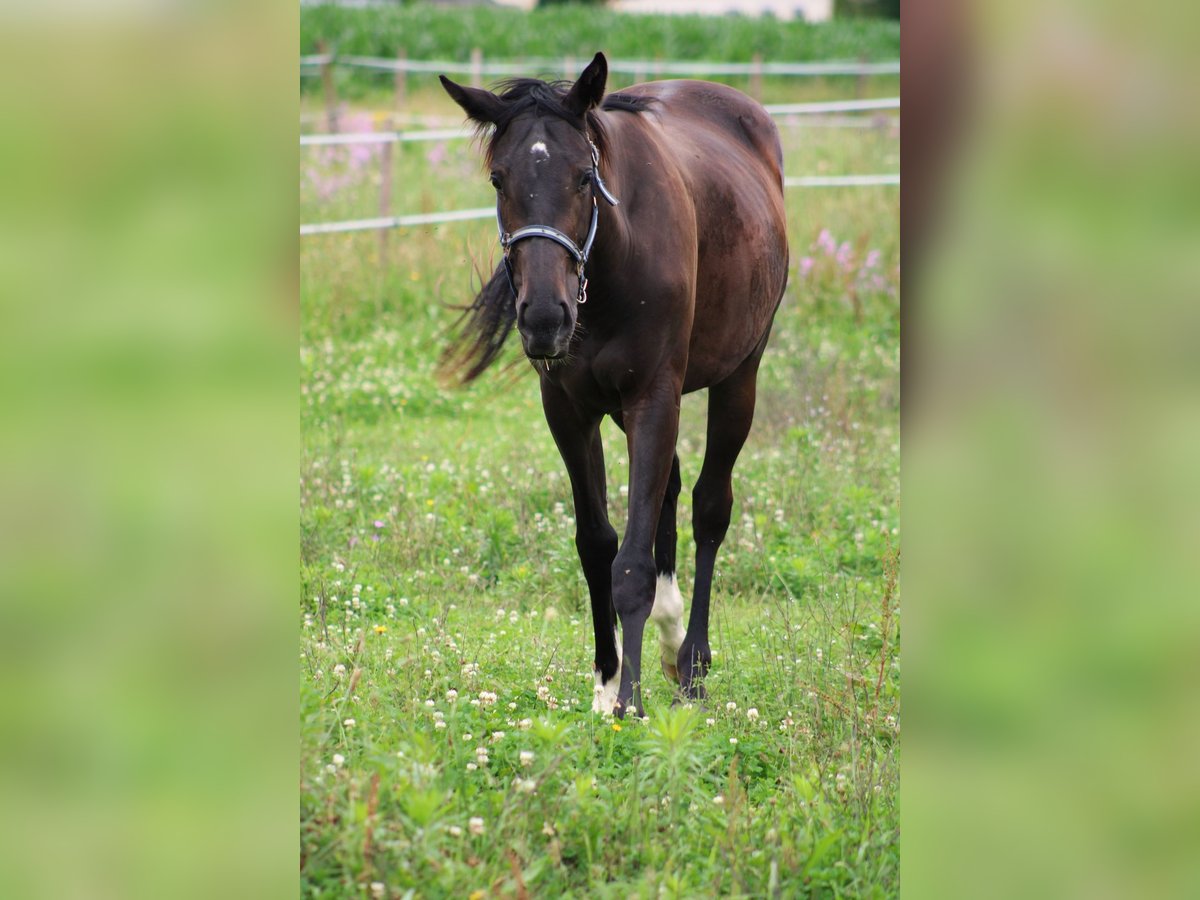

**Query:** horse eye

left=489, top=173, right=502, bottom=191
left=578, top=171, right=593, bottom=190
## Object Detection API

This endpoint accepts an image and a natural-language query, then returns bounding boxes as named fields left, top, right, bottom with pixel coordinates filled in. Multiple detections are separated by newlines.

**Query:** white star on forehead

left=530, top=141, right=549, bottom=158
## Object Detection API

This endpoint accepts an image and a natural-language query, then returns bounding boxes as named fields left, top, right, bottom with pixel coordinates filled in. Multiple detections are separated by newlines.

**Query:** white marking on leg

left=650, top=573, right=686, bottom=683
left=592, top=627, right=622, bottom=715
left=530, top=141, right=549, bottom=159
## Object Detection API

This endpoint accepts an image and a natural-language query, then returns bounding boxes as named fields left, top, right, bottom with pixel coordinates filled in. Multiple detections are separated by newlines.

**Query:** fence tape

left=299, top=98, right=899, bottom=147
left=301, top=176, right=898, bottom=235
left=783, top=174, right=899, bottom=187
left=316, top=54, right=899, bottom=78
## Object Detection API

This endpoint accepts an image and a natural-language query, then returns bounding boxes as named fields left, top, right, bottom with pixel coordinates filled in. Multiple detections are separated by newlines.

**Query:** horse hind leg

left=649, top=455, right=686, bottom=684
left=679, top=356, right=763, bottom=700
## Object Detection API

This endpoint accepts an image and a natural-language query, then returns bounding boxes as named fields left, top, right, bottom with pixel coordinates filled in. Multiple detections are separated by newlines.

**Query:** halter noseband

left=497, top=138, right=619, bottom=305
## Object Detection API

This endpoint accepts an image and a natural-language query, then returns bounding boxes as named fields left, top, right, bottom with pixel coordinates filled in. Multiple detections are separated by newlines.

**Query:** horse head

left=441, top=53, right=612, bottom=361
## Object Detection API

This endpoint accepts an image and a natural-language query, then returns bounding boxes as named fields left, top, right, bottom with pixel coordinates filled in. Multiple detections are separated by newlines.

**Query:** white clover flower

left=725, top=702, right=737, bottom=712
left=465, top=763, right=477, bottom=772
left=519, top=751, right=535, bottom=767
left=747, top=708, right=759, bottom=721
left=424, top=699, right=435, bottom=708
left=333, top=664, right=347, bottom=678
left=713, top=795, right=725, bottom=806
left=462, top=733, right=473, bottom=742
left=516, top=778, right=536, bottom=793
left=369, top=882, right=384, bottom=899
left=729, top=737, right=739, bottom=746
left=434, top=720, right=446, bottom=730
left=706, top=718, right=716, bottom=726
left=491, top=731, right=505, bottom=743
left=448, top=825, right=463, bottom=837
left=468, top=817, right=485, bottom=835
left=332, top=754, right=345, bottom=767
left=518, top=718, right=532, bottom=730
left=343, top=718, right=356, bottom=728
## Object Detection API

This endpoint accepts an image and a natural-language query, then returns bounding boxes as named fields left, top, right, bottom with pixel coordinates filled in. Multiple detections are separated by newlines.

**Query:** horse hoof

left=661, top=659, right=680, bottom=684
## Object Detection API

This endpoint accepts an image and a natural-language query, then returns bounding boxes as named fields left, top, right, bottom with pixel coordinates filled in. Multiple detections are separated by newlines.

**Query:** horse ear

left=439, top=75, right=505, bottom=125
left=564, top=52, right=607, bottom=118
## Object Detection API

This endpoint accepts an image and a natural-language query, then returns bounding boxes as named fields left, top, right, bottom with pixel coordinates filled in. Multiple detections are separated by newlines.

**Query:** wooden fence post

left=317, top=40, right=338, bottom=133
left=564, top=55, right=575, bottom=80
left=856, top=53, right=868, bottom=100
left=470, top=47, right=483, bottom=88
left=750, top=53, right=763, bottom=101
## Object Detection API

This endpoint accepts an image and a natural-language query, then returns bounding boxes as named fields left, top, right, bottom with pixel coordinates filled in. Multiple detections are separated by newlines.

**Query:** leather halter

left=497, top=138, right=619, bottom=305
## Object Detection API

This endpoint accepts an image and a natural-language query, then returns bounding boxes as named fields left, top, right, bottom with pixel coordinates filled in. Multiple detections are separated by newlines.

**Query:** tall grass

left=301, top=4, right=900, bottom=62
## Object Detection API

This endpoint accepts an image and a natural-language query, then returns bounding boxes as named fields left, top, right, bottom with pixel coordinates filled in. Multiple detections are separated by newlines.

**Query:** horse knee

left=611, top=554, right=655, bottom=620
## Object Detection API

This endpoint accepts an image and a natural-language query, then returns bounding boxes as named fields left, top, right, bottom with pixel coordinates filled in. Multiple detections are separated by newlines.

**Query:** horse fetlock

left=592, top=665, right=621, bottom=715
left=677, top=641, right=712, bottom=679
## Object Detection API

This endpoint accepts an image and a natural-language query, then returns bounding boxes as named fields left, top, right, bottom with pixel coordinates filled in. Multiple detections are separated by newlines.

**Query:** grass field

left=300, top=49, right=900, bottom=898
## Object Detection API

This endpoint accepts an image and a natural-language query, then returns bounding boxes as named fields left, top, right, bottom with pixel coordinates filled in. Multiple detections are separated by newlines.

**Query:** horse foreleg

left=610, top=414, right=685, bottom=687
left=540, top=383, right=621, bottom=714
left=611, top=391, right=681, bottom=718
left=680, top=358, right=762, bottom=701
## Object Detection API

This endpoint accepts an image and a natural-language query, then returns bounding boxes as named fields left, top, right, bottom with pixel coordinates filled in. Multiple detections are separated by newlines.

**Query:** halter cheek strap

left=497, top=138, right=619, bottom=305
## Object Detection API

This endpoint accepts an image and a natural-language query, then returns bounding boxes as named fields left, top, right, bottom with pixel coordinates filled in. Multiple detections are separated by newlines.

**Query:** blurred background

left=1, top=0, right=1198, bottom=897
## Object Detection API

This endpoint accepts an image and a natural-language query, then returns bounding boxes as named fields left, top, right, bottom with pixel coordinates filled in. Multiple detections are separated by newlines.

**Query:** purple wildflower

left=836, top=242, right=853, bottom=268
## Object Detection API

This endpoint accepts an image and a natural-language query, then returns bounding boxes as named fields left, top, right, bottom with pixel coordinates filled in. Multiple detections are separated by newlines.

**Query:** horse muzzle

left=516, top=297, right=573, bottom=360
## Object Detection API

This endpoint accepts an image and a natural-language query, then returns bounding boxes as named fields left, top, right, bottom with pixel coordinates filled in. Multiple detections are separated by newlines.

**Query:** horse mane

left=442, top=79, right=653, bottom=384
left=470, top=77, right=654, bottom=168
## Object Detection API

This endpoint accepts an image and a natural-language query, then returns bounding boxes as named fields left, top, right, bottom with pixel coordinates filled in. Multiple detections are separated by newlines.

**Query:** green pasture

left=300, top=35, right=900, bottom=898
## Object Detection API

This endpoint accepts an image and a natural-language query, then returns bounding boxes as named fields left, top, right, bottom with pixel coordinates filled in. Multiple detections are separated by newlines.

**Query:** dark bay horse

left=440, top=53, right=788, bottom=716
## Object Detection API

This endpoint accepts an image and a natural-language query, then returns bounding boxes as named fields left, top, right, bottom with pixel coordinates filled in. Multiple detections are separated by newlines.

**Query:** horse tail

left=438, top=262, right=517, bottom=384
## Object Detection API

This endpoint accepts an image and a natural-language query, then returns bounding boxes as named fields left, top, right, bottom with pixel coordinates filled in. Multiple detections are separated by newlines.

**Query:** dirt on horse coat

left=441, top=52, right=788, bottom=717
